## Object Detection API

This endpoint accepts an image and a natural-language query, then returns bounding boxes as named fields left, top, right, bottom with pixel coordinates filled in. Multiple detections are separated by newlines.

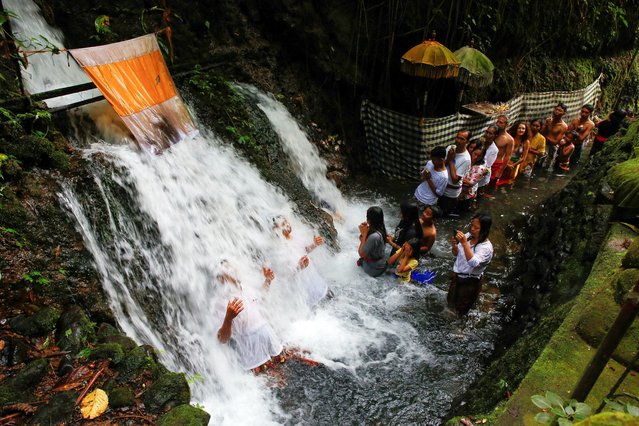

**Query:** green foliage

left=77, top=347, right=93, bottom=358
left=94, top=15, right=111, bottom=35
left=604, top=396, right=639, bottom=416
left=21, top=270, right=49, bottom=285
left=532, top=391, right=592, bottom=425
left=186, top=373, right=204, bottom=385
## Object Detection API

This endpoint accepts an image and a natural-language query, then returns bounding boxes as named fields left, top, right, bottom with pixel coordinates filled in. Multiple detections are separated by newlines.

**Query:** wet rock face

left=142, top=372, right=191, bottom=413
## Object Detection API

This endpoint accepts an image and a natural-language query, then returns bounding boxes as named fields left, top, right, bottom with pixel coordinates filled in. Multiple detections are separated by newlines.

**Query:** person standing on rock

left=447, top=213, right=494, bottom=316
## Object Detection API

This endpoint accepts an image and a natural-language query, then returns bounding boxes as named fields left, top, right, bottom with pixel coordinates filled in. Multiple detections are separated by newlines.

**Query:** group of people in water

left=414, top=103, right=626, bottom=215
left=214, top=103, right=627, bottom=374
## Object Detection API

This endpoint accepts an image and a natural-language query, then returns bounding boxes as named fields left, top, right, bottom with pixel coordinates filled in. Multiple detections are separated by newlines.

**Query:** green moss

left=612, top=268, right=639, bottom=303
left=141, top=372, right=191, bottom=413
left=8, top=307, right=61, bottom=336
left=622, top=238, right=639, bottom=269
left=157, top=404, right=211, bottom=426
left=574, top=412, right=639, bottom=425
left=109, top=386, right=136, bottom=408
left=89, top=342, right=125, bottom=365
left=493, top=224, right=639, bottom=425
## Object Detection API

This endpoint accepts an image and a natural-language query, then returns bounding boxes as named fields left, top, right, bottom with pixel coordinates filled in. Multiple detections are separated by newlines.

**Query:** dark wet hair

left=406, top=238, right=421, bottom=260
left=486, top=125, right=498, bottom=134
left=431, top=146, right=447, bottom=158
left=582, top=104, right=594, bottom=113
left=366, top=206, right=387, bottom=243
left=556, top=102, right=568, bottom=114
left=425, top=204, right=443, bottom=219
left=400, top=199, right=424, bottom=241
left=530, top=118, right=543, bottom=126
left=472, top=213, right=492, bottom=244
left=565, top=130, right=579, bottom=142
left=611, top=109, right=627, bottom=122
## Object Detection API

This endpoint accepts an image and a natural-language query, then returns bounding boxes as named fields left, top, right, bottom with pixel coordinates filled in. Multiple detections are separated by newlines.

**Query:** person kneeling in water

left=387, top=238, right=421, bottom=282
left=216, top=260, right=285, bottom=373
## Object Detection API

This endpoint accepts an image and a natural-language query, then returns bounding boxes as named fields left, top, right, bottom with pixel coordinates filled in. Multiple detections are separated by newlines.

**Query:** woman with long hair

left=387, top=200, right=424, bottom=257
left=447, top=213, right=494, bottom=315
left=357, top=206, right=388, bottom=277
left=498, top=121, right=530, bottom=185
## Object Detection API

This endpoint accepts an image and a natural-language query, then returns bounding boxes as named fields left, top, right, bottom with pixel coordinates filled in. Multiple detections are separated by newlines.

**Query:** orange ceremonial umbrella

left=400, top=32, right=460, bottom=79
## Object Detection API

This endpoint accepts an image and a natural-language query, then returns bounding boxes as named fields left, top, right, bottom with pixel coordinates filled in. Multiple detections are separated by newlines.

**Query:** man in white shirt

left=438, top=130, right=472, bottom=215
left=414, top=146, right=449, bottom=207
left=478, top=126, right=498, bottom=188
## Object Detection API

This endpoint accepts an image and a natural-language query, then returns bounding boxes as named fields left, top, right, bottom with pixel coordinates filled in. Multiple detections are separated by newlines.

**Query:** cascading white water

left=3, top=0, right=100, bottom=107
left=17, top=2, right=507, bottom=423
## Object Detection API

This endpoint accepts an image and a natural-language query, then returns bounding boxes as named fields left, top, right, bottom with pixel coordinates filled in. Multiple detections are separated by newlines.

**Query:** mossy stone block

left=613, top=268, right=639, bottom=304
left=157, top=404, right=211, bottom=426
left=574, top=411, right=639, bottom=425
left=116, top=345, right=151, bottom=383
left=621, top=238, right=639, bottom=268
left=109, top=386, right=136, bottom=408
left=89, top=342, right=125, bottom=365
left=9, top=307, right=61, bottom=336
left=142, top=372, right=191, bottom=413
left=28, top=391, right=78, bottom=426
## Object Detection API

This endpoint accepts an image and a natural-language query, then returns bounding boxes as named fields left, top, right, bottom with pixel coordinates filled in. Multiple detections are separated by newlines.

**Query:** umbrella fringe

left=400, top=62, right=460, bottom=79
left=457, top=68, right=493, bottom=88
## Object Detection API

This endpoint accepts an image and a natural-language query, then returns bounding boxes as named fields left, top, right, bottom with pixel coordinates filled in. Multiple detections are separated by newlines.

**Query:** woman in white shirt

left=447, top=213, right=494, bottom=315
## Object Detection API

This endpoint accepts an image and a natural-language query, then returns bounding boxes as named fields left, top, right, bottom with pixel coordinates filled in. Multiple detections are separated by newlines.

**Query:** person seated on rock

left=419, top=205, right=440, bottom=255
left=215, top=260, right=284, bottom=372
left=271, top=215, right=331, bottom=306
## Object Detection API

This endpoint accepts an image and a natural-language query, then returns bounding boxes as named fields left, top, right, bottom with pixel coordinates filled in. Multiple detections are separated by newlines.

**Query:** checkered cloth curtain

left=361, top=76, right=602, bottom=180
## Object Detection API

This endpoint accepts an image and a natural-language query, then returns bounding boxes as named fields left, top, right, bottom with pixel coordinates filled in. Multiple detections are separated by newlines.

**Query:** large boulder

left=142, top=372, right=191, bottom=413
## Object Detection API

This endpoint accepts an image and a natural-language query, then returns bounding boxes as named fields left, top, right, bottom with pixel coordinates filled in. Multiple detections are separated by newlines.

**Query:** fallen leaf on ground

left=80, top=388, right=109, bottom=420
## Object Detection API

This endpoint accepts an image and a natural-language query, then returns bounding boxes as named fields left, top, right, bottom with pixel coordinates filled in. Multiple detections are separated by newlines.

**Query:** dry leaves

left=80, top=388, right=109, bottom=420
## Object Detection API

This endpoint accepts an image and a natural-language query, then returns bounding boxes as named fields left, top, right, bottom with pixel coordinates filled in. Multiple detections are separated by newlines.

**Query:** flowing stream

left=12, top=2, right=575, bottom=424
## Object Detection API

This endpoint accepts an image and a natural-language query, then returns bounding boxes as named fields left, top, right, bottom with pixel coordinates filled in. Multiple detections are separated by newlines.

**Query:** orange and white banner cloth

left=70, top=34, right=195, bottom=152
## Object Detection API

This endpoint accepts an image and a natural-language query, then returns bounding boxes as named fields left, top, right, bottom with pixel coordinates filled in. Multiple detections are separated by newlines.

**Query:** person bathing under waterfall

left=215, top=260, right=285, bottom=373
left=387, top=238, right=421, bottom=283
left=271, top=215, right=332, bottom=306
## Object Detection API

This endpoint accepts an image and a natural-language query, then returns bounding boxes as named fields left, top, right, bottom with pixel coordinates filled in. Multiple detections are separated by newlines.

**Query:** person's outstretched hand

left=298, top=255, right=310, bottom=270
left=226, top=298, right=244, bottom=319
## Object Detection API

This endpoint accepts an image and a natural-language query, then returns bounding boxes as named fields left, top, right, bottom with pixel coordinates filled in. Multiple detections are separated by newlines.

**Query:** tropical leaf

left=534, top=412, right=553, bottom=424
left=532, top=394, right=553, bottom=409
left=573, top=402, right=592, bottom=419
left=80, top=388, right=108, bottom=419
left=545, top=391, right=565, bottom=408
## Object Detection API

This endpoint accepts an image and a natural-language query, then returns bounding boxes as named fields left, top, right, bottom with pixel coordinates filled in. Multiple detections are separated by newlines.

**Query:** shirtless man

left=541, top=103, right=568, bottom=169
left=419, top=205, right=440, bottom=255
left=567, top=104, right=595, bottom=166
left=489, top=115, right=514, bottom=185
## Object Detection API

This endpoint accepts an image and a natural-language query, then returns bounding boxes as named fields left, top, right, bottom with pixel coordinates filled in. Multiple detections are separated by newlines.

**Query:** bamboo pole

left=570, top=280, right=639, bottom=402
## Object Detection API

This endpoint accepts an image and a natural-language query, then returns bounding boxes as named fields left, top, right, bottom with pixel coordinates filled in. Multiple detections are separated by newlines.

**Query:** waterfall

left=16, top=1, right=506, bottom=423
left=3, top=0, right=100, bottom=107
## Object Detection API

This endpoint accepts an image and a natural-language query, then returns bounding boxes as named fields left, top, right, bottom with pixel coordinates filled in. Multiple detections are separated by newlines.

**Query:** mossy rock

left=9, top=307, right=61, bottom=336
left=116, top=345, right=160, bottom=383
left=89, top=342, right=125, bottom=365
left=3, top=134, right=69, bottom=170
left=5, top=358, right=50, bottom=390
left=141, top=372, right=191, bottom=413
left=96, top=322, right=120, bottom=339
left=55, top=306, right=96, bottom=353
left=612, top=268, right=639, bottom=304
left=99, top=334, right=138, bottom=353
left=157, top=404, right=211, bottom=426
left=608, top=155, right=639, bottom=211
left=574, top=411, right=639, bottom=425
left=622, top=238, right=639, bottom=268
left=109, top=386, right=136, bottom=408
left=576, top=275, right=639, bottom=366
left=28, top=391, right=78, bottom=426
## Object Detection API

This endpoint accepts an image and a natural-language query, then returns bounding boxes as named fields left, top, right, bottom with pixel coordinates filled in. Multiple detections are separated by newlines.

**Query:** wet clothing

left=361, top=231, right=387, bottom=277
left=483, top=142, right=498, bottom=169
left=393, top=248, right=419, bottom=282
left=390, top=220, right=420, bottom=256
left=216, top=286, right=283, bottom=370
left=460, top=164, right=489, bottom=201
left=489, top=159, right=505, bottom=184
left=448, top=232, right=493, bottom=315
left=443, top=147, right=471, bottom=199
left=522, top=133, right=546, bottom=177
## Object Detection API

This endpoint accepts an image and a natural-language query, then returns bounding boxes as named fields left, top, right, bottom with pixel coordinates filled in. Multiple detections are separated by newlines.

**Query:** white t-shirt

left=414, top=161, right=448, bottom=205
left=443, top=146, right=472, bottom=198
left=484, top=142, right=498, bottom=168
